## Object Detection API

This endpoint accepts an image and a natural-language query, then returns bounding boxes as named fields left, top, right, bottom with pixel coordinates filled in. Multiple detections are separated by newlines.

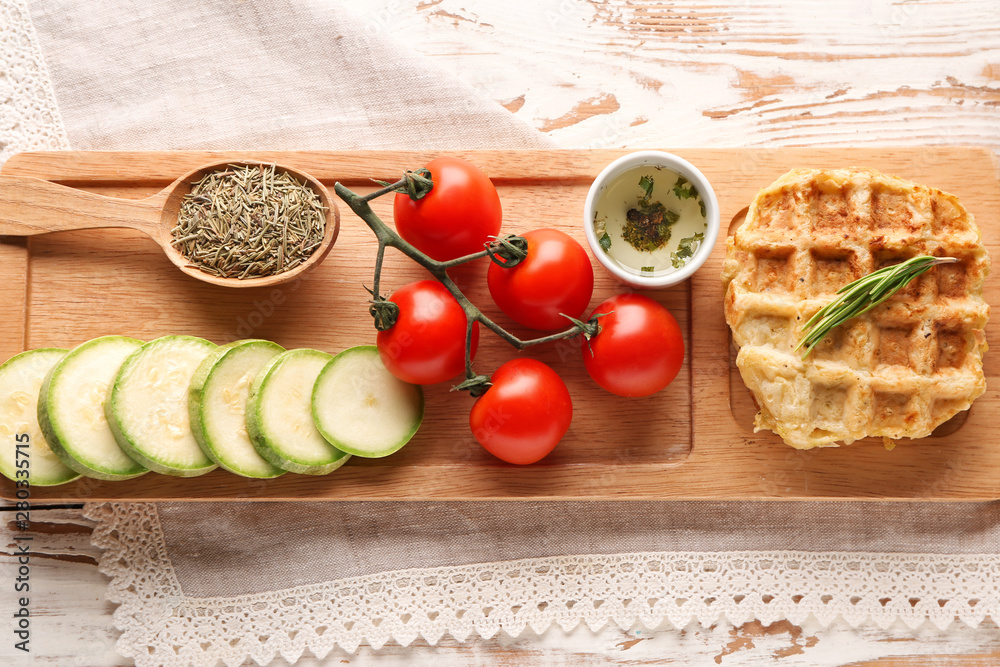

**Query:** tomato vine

left=334, top=169, right=600, bottom=396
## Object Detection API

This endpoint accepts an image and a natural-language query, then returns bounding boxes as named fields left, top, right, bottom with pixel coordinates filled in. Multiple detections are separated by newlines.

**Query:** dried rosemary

left=795, top=255, right=957, bottom=357
left=171, top=164, right=326, bottom=279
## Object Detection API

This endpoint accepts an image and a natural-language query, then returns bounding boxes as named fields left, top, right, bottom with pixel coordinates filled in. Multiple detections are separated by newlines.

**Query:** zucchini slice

left=38, top=336, right=148, bottom=481
left=189, top=339, right=286, bottom=479
left=312, top=345, right=423, bottom=458
left=247, top=349, right=350, bottom=475
left=0, top=349, right=81, bottom=486
left=107, top=335, right=217, bottom=477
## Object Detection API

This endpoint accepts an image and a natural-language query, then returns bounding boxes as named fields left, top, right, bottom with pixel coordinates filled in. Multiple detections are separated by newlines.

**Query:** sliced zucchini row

left=247, top=349, right=350, bottom=475
left=107, top=335, right=217, bottom=477
left=0, top=349, right=81, bottom=486
left=189, top=339, right=286, bottom=479
left=312, top=345, right=423, bottom=458
left=38, top=336, right=148, bottom=481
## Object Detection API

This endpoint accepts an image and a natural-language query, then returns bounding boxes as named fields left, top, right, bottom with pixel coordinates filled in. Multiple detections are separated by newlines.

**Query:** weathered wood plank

left=351, top=1, right=1000, bottom=151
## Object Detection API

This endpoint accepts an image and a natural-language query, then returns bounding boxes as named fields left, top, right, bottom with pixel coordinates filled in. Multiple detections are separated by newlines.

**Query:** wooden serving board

left=1, top=148, right=998, bottom=501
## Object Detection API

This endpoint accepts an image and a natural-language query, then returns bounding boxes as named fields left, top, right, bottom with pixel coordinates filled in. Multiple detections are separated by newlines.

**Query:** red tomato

left=487, top=228, right=594, bottom=331
left=377, top=280, right=479, bottom=385
left=470, top=358, right=573, bottom=465
left=582, top=293, right=684, bottom=397
left=393, top=156, right=503, bottom=262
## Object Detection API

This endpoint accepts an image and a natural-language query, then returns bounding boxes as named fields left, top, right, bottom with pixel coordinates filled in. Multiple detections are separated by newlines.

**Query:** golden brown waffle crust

left=722, top=167, right=990, bottom=449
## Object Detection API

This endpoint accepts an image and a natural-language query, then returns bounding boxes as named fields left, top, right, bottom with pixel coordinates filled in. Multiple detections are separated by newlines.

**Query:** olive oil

left=592, top=166, right=707, bottom=274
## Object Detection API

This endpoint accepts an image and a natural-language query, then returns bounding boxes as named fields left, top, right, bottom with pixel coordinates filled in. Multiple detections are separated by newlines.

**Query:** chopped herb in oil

left=599, top=232, right=612, bottom=253
left=671, top=232, right=704, bottom=268
left=673, top=175, right=699, bottom=201
left=638, top=174, right=654, bottom=200
left=623, top=175, right=680, bottom=252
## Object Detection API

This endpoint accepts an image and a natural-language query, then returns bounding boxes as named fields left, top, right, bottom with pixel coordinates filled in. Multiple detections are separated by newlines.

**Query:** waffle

left=722, top=167, right=990, bottom=449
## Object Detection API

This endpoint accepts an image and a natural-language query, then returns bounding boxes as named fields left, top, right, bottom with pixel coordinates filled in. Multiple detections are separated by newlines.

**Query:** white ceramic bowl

left=583, top=150, right=720, bottom=288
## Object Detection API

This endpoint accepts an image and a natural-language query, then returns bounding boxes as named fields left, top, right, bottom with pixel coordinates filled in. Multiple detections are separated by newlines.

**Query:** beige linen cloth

left=3, top=1, right=999, bottom=665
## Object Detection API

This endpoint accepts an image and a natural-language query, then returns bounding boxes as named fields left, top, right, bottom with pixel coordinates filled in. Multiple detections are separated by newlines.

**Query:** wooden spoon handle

left=0, top=176, right=162, bottom=237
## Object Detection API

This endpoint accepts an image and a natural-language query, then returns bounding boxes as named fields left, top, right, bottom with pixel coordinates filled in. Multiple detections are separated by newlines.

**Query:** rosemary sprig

left=795, top=255, right=957, bottom=357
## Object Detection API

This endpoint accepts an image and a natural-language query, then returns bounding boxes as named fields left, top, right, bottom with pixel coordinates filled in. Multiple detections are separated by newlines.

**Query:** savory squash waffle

left=722, top=168, right=990, bottom=449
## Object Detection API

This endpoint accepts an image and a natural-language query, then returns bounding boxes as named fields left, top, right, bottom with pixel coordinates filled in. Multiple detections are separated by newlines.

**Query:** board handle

left=0, top=176, right=162, bottom=237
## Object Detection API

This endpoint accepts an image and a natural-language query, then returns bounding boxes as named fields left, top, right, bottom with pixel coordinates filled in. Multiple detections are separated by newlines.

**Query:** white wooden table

left=4, top=0, right=1000, bottom=664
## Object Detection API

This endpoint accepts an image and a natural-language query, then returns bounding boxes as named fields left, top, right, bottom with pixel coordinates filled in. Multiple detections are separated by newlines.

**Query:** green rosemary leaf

left=795, top=255, right=957, bottom=357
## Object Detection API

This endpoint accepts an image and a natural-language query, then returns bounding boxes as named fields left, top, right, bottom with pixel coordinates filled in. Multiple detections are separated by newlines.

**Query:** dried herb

left=795, top=256, right=957, bottom=357
left=623, top=204, right=673, bottom=251
left=641, top=266, right=654, bottom=273
left=171, top=164, right=327, bottom=279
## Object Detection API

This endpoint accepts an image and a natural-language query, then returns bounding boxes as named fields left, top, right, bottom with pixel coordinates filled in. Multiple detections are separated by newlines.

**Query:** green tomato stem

left=371, top=241, right=386, bottom=299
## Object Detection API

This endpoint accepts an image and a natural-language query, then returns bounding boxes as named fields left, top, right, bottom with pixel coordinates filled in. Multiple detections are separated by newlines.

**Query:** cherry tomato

left=487, top=228, right=595, bottom=332
left=393, top=156, right=503, bottom=262
left=377, top=280, right=479, bottom=385
left=582, top=293, right=684, bottom=397
left=470, top=358, right=573, bottom=465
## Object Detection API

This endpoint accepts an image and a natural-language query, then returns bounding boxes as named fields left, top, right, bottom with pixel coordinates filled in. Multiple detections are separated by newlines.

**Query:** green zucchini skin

left=0, top=348, right=82, bottom=487
left=246, top=348, right=350, bottom=475
left=189, top=339, right=286, bottom=479
left=311, top=345, right=424, bottom=458
left=38, top=336, right=148, bottom=481
left=107, top=335, right=218, bottom=478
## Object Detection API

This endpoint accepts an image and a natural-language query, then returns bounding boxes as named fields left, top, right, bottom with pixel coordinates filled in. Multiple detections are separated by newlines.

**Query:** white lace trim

left=0, top=0, right=70, bottom=164
left=85, top=502, right=999, bottom=666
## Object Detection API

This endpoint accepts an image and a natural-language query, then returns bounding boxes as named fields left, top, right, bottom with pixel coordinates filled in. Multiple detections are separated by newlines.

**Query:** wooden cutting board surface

left=1, top=148, right=997, bottom=501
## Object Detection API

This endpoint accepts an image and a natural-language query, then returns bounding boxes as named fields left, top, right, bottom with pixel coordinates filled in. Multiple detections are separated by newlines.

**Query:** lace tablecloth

left=86, top=502, right=1000, bottom=664
left=3, top=1, right=999, bottom=665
